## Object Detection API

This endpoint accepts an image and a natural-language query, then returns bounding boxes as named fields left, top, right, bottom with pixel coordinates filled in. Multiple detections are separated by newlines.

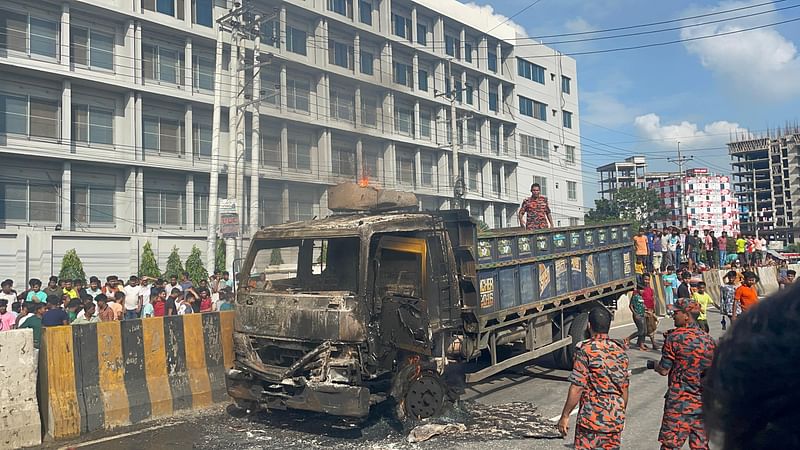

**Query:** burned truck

left=226, top=184, right=635, bottom=420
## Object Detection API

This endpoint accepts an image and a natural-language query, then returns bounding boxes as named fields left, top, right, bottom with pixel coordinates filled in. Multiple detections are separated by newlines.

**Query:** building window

left=394, top=103, right=413, bottom=136
left=468, top=160, right=480, bottom=191
left=72, top=105, right=113, bottom=145
left=142, top=0, right=186, bottom=18
left=142, top=43, right=185, bottom=85
left=488, top=51, right=497, bottom=73
left=192, top=0, right=213, bottom=26
left=286, top=26, right=307, bottom=56
left=417, top=23, right=427, bottom=45
left=329, top=40, right=353, bottom=69
left=261, top=68, right=280, bottom=106
left=260, top=129, right=281, bottom=168
left=517, top=58, right=545, bottom=84
left=566, top=145, right=575, bottom=164
left=360, top=94, right=377, bottom=128
left=327, top=0, right=352, bottom=18
left=0, top=94, right=60, bottom=139
left=72, top=185, right=114, bottom=225
left=532, top=176, right=548, bottom=196
left=464, top=43, right=472, bottom=63
left=492, top=166, right=501, bottom=197
left=71, top=27, right=114, bottom=70
left=419, top=108, right=431, bottom=139
left=287, top=133, right=312, bottom=170
left=569, top=217, right=579, bottom=226
left=454, top=80, right=463, bottom=103
left=465, top=83, right=474, bottom=105
left=144, top=190, right=185, bottom=228
left=192, top=54, right=214, bottom=91
left=490, top=124, right=499, bottom=154
left=330, top=87, right=355, bottom=123
left=418, top=69, right=428, bottom=92
left=563, top=110, right=573, bottom=128
left=1, top=12, right=59, bottom=59
left=466, top=120, right=477, bottom=147
left=520, top=134, right=549, bottom=160
left=143, top=116, right=185, bottom=155
left=363, top=150, right=380, bottom=180
left=393, top=62, right=411, bottom=87
left=359, top=1, right=372, bottom=25
left=287, top=78, right=311, bottom=113
left=445, top=35, right=460, bottom=58
left=258, top=187, right=282, bottom=226
left=0, top=180, right=59, bottom=223
left=562, top=75, right=571, bottom=94
left=193, top=190, right=208, bottom=227
left=360, top=51, right=373, bottom=75
left=519, top=96, right=547, bottom=120
left=420, top=152, right=435, bottom=187
left=260, top=20, right=280, bottom=48
left=289, top=190, right=315, bottom=221
left=392, top=14, right=411, bottom=40
left=396, top=151, right=415, bottom=186
left=567, top=181, right=577, bottom=200
left=489, top=89, right=498, bottom=112
left=332, top=145, right=356, bottom=178
left=192, top=121, right=212, bottom=158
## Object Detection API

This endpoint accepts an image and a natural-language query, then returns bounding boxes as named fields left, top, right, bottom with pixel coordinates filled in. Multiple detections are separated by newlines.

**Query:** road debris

left=407, top=424, right=467, bottom=443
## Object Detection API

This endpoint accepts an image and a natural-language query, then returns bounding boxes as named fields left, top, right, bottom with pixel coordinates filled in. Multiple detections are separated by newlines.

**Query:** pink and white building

left=650, top=168, right=740, bottom=235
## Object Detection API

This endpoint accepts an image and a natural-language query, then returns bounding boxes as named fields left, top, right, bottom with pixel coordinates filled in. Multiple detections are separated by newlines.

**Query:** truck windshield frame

left=241, top=237, right=361, bottom=294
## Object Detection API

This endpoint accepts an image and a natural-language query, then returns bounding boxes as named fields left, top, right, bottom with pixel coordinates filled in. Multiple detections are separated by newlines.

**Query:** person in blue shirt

left=662, top=265, right=679, bottom=315
left=25, top=278, right=48, bottom=303
left=646, top=230, right=656, bottom=273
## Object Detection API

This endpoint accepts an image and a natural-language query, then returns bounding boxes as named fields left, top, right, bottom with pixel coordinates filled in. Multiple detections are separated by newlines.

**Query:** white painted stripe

left=58, top=422, right=181, bottom=449
left=610, top=322, right=636, bottom=330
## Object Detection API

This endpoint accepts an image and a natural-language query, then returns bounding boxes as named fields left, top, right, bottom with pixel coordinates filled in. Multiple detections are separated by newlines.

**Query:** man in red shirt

left=518, top=183, right=553, bottom=230
left=733, top=271, right=759, bottom=320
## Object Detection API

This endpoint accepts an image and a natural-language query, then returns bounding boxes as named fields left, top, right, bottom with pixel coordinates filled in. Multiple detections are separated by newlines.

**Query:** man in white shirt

left=123, top=276, right=143, bottom=320
left=0, top=279, right=17, bottom=304
left=164, top=275, right=182, bottom=297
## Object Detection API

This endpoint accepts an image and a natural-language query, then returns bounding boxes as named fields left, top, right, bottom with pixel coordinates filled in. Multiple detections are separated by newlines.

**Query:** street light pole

left=668, top=141, right=692, bottom=229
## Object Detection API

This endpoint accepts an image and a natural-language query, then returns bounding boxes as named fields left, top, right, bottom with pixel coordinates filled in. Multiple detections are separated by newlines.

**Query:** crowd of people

left=634, top=227, right=771, bottom=273
left=0, top=272, right=236, bottom=347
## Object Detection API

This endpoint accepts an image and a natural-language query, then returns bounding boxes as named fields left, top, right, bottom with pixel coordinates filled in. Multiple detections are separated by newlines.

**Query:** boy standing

left=662, top=266, right=679, bottom=315
left=692, top=282, right=712, bottom=332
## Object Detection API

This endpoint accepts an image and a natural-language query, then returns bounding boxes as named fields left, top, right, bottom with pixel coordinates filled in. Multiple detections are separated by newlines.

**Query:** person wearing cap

left=653, top=298, right=716, bottom=450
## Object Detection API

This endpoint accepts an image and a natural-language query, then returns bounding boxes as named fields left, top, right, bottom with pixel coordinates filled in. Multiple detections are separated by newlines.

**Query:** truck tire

left=553, top=312, right=589, bottom=370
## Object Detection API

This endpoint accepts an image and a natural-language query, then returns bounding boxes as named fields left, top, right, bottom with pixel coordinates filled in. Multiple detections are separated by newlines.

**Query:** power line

left=486, top=0, right=547, bottom=33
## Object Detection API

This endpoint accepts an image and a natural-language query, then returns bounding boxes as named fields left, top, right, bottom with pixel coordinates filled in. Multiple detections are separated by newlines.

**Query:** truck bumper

left=226, top=368, right=371, bottom=417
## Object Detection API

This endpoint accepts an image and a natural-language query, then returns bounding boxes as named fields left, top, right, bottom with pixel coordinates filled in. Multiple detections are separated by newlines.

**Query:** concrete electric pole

left=668, top=141, right=693, bottom=228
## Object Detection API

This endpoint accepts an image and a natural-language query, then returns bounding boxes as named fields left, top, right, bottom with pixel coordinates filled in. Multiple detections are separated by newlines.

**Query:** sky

left=461, top=0, right=800, bottom=208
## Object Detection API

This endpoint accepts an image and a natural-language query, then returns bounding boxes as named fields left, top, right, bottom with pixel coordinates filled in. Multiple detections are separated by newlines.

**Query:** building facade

left=0, top=0, right=581, bottom=281
left=596, top=155, right=676, bottom=200
left=728, top=129, right=800, bottom=243
left=649, top=169, right=740, bottom=236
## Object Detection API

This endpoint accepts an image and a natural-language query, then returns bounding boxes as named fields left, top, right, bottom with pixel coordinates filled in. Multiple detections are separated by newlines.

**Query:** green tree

left=163, top=246, right=184, bottom=280
left=585, top=187, right=668, bottom=230
left=139, top=241, right=161, bottom=278
left=185, top=245, right=208, bottom=284
left=59, top=249, right=87, bottom=283
left=270, top=248, right=284, bottom=266
left=215, top=239, right=226, bottom=273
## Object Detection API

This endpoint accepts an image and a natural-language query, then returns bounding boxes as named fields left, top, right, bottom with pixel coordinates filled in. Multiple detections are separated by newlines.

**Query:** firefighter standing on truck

left=557, top=307, right=629, bottom=449
left=654, top=298, right=716, bottom=450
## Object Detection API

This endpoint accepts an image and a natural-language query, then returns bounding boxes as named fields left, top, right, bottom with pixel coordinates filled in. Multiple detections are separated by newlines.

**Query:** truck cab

left=226, top=210, right=472, bottom=419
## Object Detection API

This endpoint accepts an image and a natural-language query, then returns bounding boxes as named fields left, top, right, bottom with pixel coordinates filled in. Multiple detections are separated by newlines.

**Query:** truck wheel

left=391, top=367, right=446, bottom=422
left=553, top=312, right=589, bottom=370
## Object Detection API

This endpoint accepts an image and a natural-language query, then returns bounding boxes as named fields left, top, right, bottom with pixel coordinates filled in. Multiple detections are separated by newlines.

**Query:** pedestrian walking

left=705, top=231, right=717, bottom=268
left=717, top=232, right=728, bottom=269
left=640, top=274, right=660, bottom=350
left=691, top=282, right=712, bottom=333
left=719, top=271, right=738, bottom=331
left=653, top=298, right=716, bottom=450
left=625, top=288, right=648, bottom=350
left=732, top=271, right=758, bottom=321
left=661, top=232, right=671, bottom=270
left=652, top=231, right=663, bottom=273
left=634, top=230, right=649, bottom=268
left=557, top=307, right=629, bottom=449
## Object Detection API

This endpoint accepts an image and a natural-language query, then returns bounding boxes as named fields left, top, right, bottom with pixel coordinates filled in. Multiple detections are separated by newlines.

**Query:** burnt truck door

left=373, top=236, right=432, bottom=355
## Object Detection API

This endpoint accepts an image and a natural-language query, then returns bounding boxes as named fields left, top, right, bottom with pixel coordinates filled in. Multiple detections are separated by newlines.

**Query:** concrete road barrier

left=0, top=329, right=41, bottom=450
left=614, top=293, right=632, bottom=326
left=702, top=270, right=723, bottom=307
left=652, top=275, right=667, bottom=316
left=39, top=311, right=235, bottom=440
left=757, top=266, right=779, bottom=297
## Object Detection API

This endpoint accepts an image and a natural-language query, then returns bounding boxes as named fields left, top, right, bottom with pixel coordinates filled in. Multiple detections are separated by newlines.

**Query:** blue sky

left=463, top=0, right=800, bottom=207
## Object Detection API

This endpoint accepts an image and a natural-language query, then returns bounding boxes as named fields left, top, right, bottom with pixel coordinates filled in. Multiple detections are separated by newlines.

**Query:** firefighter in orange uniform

left=557, top=307, right=629, bottom=449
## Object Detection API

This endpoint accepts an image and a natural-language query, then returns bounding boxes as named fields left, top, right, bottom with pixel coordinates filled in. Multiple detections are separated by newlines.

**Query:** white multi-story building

left=0, top=0, right=581, bottom=281
left=649, top=169, right=740, bottom=235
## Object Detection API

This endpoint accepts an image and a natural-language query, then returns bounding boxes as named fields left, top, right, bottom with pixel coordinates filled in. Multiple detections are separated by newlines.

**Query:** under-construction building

left=728, top=128, right=800, bottom=243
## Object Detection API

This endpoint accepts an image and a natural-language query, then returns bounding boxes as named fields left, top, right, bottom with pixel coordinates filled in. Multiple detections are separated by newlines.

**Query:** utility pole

left=667, top=141, right=692, bottom=229
left=437, top=59, right=465, bottom=210
left=206, top=25, right=225, bottom=273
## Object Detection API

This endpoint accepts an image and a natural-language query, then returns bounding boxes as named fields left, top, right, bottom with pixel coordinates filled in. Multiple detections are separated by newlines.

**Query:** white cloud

left=633, top=113, right=750, bottom=149
left=681, top=0, right=800, bottom=99
left=564, top=17, right=597, bottom=34
left=459, top=2, right=528, bottom=37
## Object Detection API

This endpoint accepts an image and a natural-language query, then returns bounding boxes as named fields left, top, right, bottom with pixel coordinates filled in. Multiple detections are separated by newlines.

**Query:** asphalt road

left=56, top=309, right=726, bottom=450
